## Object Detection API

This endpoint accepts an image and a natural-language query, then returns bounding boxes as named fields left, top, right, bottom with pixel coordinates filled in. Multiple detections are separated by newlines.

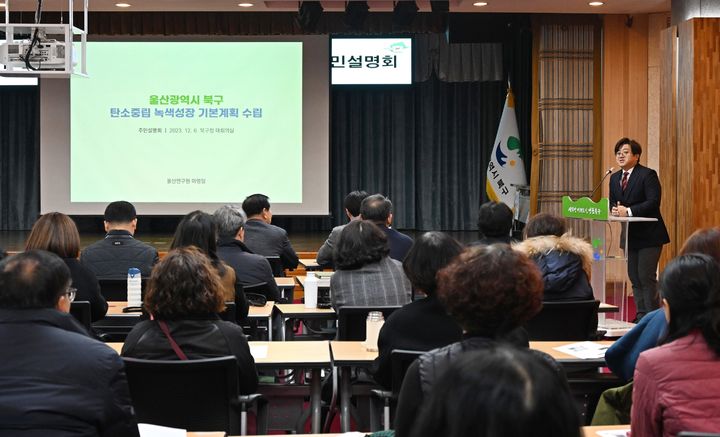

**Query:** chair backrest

left=97, top=277, right=148, bottom=302
left=390, top=349, right=424, bottom=394
left=524, top=299, right=600, bottom=341
left=122, top=356, right=242, bottom=433
left=220, top=302, right=237, bottom=323
left=336, top=306, right=402, bottom=341
left=69, top=301, right=92, bottom=331
left=243, top=282, right=271, bottom=305
left=265, top=256, right=284, bottom=277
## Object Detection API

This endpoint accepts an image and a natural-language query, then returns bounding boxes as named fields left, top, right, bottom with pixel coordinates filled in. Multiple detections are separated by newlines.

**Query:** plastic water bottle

left=364, top=311, right=385, bottom=352
left=127, top=267, right=142, bottom=307
left=304, top=272, right=318, bottom=308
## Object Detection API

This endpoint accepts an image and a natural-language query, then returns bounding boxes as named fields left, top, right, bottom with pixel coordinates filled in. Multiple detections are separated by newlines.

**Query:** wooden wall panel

left=601, top=15, right=649, bottom=199
left=658, top=26, right=678, bottom=268
left=677, top=20, right=695, bottom=250
left=689, top=19, right=720, bottom=230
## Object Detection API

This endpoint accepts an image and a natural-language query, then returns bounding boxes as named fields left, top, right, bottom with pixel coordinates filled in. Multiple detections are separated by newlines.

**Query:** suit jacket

left=384, top=227, right=414, bottom=262
left=609, top=164, right=670, bottom=250
left=217, top=238, right=280, bottom=301
left=315, top=224, right=346, bottom=268
left=243, top=219, right=299, bottom=271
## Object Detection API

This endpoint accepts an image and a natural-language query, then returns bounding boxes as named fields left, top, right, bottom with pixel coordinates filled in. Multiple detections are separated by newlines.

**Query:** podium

left=562, top=197, right=657, bottom=334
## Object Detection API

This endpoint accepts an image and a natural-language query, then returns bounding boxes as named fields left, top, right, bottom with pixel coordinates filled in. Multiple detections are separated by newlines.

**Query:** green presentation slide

left=71, top=41, right=303, bottom=203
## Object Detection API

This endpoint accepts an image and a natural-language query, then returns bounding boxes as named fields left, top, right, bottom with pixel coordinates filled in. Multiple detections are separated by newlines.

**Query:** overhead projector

left=0, top=40, right=67, bottom=69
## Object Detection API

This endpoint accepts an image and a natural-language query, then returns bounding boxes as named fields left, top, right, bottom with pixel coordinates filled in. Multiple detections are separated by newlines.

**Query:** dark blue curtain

left=0, top=86, right=40, bottom=230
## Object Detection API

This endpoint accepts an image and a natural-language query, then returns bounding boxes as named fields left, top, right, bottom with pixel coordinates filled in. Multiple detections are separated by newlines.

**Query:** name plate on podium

left=561, top=196, right=609, bottom=221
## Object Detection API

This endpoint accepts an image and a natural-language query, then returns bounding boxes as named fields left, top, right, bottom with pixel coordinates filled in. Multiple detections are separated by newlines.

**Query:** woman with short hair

left=372, top=231, right=463, bottom=388
left=122, top=247, right=258, bottom=394
left=25, top=212, right=108, bottom=321
left=393, top=244, right=566, bottom=437
left=330, top=220, right=411, bottom=310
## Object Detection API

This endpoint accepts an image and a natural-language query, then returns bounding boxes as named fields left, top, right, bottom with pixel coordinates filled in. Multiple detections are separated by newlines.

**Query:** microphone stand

left=589, top=168, right=614, bottom=198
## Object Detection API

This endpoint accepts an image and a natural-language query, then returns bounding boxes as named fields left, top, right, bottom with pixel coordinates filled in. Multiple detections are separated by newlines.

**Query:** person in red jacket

left=631, top=253, right=720, bottom=436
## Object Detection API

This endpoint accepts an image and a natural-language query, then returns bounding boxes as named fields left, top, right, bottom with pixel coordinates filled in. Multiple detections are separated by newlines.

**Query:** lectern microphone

left=589, top=167, right=614, bottom=198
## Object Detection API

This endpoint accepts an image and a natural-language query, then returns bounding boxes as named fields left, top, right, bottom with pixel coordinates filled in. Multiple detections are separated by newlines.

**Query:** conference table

left=232, top=427, right=629, bottom=437
left=108, top=341, right=332, bottom=434
left=274, top=303, right=336, bottom=341
left=298, top=258, right=322, bottom=271
left=329, top=340, right=614, bottom=433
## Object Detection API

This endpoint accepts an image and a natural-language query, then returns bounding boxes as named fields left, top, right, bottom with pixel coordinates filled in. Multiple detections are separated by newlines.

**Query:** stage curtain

left=0, top=86, right=40, bottom=230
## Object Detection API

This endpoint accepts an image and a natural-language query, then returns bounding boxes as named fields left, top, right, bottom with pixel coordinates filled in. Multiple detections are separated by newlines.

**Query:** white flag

left=486, top=89, right=527, bottom=208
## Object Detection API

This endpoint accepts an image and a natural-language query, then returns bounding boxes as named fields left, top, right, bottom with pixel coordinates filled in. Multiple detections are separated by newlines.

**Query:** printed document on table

left=554, top=341, right=609, bottom=359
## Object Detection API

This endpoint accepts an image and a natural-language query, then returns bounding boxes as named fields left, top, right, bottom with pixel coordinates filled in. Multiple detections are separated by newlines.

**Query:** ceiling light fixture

left=589, top=1, right=604, bottom=6
left=473, top=2, right=488, bottom=6
left=115, top=3, right=131, bottom=7
left=237, top=2, right=254, bottom=7
left=0, top=3, right=6, bottom=8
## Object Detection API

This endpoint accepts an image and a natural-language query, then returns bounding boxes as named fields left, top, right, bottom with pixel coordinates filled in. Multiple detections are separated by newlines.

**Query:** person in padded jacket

left=514, top=213, right=594, bottom=302
left=122, top=246, right=258, bottom=394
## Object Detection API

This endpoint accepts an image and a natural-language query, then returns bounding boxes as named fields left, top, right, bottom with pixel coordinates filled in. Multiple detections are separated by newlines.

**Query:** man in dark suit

left=241, top=194, right=299, bottom=273
left=213, top=205, right=280, bottom=301
left=315, top=190, right=369, bottom=268
left=360, top=194, right=414, bottom=262
left=609, top=138, right=670, bottom=321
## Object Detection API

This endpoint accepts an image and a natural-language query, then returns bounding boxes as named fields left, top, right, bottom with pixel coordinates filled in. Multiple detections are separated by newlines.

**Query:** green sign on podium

left=561, top=196, right=610, bottom=221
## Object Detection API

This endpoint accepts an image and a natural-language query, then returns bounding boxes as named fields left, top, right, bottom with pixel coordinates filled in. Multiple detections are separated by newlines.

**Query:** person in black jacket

left=372, top=231, right=463, bottom=388
left=410, top=346, right=580, bottom=437
left=25, top=212, right=108, bottom=321
left=80, top=201, right=159, bottom=279
left=122, top=246, right=258, bottom=394
left=213, top=205, right=280, bottom=302
left=241, top=194, right=299, bottom=272
left=609, top=138, right=670, bottom=321
left=360, top=194, right=414, bottom=262
left=468, top=201, right=514, bottom=246
left=394, top=244, right=560, bottom=437
left=0, top=250, right=139, bottom=436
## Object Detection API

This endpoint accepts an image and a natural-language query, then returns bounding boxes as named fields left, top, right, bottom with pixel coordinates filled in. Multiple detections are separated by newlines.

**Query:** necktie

left=621, top=171, right=629, bottom=192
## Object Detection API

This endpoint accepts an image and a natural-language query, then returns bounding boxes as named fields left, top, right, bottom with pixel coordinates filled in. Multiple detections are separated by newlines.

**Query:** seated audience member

left=0, top=251, right=139, bottom=436
left=316, top=190, right=369, bottom=268
left=25, top=212, right=108, bottom=321
left=514, top=213, right=594, bottom=302
left=394, top=244, right=558, bottom=437
left=241, top=194, right=299, bottom=273
left=360, top=194, right=413, bottom=262
left=80, top=200, right=159, bottom=278
left=605, top=227, right=720, bottom=382
left=170, top=211, right=242, bottom=312
left=632, top=253, right=720, bottom=436
left=330, top=220, right=411, bottom=310
left=469, top=201, right=514, bottom=246
left=411, top=346, right=580, bottom=437
left=213, top=205, right=280, bottom=302
left=373, top=232, right=463, bottom=388
left=122, top=247, right=258, bottom=394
